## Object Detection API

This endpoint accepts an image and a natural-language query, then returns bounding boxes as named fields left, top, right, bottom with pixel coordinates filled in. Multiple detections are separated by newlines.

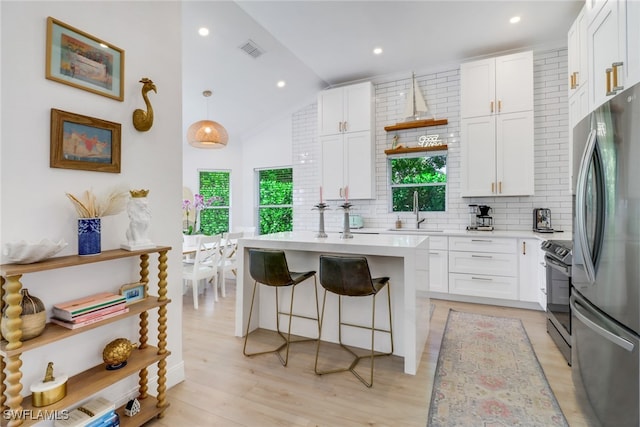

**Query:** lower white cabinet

left=518, top=238, right=542, bottom=303
left=429, top=236, right=448, bottom=293
left=449, top=273, right=519, bottom=300
left=448, top=236, right=518, bottom=300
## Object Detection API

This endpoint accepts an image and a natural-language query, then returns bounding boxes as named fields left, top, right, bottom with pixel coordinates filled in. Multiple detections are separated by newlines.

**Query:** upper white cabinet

left=587, top=0, right=640, bottom=109
left=318, top=82, right=372, bottom=136
left=461, top=51, right=533, bottom=119
left=318, top=82, right=374, bottom=200
left=568, top=6, right=589, bottom=99
left=460, top=51, right=534, bottom=197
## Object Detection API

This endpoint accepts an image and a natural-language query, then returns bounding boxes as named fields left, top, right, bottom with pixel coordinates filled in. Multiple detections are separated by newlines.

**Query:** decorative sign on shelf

left=418, top=134, right=441, bottom=147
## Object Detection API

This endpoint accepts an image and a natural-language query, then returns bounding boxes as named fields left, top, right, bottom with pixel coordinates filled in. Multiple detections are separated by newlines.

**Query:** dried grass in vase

left=66, top=187, right=128, bottom=218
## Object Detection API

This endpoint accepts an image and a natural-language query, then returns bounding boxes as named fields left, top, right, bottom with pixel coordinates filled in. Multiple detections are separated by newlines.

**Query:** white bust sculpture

left=121, top=189, right=155, bottom=250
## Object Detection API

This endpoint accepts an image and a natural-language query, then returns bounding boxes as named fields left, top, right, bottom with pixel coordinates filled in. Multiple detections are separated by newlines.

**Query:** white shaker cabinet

left=428, top=236, right=449, bottom=293
left=318, top=82, right=374, bottom=200
left=568, top=6, right=589, bottom=99
left=588, top=0, right=628, bottom=109
left=518, top=238, right=543, bottom=304
left=320, top=131, right=373, bottom=200
left=448, top=236, right=519, bottom=300
left=460, top=51, right=534, bottom=197
left=318, top=82, right=372, bottom=136
left=461, top=51, right=533, bottom=119
left=461, top=111, right=534, bottom=197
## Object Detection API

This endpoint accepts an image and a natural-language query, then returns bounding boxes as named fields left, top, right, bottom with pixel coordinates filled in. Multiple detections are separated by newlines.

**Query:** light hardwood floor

left=147, top=280, right=597, bottom=426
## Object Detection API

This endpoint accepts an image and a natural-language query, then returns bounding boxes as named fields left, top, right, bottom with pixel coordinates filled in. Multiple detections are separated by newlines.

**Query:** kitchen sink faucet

left=413, top=191, right=425, bottom=229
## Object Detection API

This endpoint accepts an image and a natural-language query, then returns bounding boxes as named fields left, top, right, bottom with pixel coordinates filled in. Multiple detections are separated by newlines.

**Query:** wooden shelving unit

left=0, top=246, right=171, bottom=427
left=384, top=144, right=448, bottom=155
left=384, top=118, right=448, bottom=131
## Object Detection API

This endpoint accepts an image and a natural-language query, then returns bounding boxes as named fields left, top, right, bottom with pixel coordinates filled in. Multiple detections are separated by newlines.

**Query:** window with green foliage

left=389, top=153, right=447, bottom=212
left=258, top=167, right=293, bottom=235
left=198, top=170, right=230, bottom=235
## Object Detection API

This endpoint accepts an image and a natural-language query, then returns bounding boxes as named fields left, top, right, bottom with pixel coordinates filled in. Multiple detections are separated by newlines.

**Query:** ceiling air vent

left=239, top=39, right=265, bottom=59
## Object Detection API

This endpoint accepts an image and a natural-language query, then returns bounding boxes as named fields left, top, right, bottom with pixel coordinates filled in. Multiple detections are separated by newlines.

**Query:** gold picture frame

left=46, top=16, right=125, bottom=101
left=119, top=282, right=147, bottom=305
left=50, top=109, right=121, bottom=173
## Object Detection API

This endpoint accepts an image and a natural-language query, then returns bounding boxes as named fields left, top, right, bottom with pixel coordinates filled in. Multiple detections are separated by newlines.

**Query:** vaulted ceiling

left=182, top=1, right=583, bottom=142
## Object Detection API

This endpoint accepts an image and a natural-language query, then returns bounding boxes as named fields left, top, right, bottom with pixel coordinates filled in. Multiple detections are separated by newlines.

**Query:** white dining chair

left=217, top=231, right=243, bottom=298
left=182, top=234, right=222, bottom=309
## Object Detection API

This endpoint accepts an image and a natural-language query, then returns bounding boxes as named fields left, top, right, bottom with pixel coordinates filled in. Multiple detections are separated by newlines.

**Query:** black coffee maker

left=476, top=205, right=493, bottom=231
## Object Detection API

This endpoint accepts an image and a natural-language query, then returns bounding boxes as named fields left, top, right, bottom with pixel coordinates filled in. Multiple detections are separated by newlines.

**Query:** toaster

left=533, top=208, right=553, bottom=233
left=349, top=214, right=364, bottom=229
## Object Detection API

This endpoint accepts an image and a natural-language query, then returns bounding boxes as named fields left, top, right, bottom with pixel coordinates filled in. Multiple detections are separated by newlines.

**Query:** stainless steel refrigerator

left=571, top=81, right=640, bottom=427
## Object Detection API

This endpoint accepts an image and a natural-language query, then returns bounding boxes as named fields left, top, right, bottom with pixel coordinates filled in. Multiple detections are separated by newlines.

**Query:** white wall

left=0, top=0, right=185, bottom=409
left=292, top=47, right=573, bottom=234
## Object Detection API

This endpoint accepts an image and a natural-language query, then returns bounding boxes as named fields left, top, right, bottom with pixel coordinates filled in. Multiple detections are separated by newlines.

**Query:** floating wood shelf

left=384, top=144, right=448, bottom=155
left=384, top=118, right=448, bottom=131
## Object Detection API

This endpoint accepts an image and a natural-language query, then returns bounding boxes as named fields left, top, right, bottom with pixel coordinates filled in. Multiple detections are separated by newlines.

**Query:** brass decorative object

left=30, top=362, right=68, bottom=407
left=133, top=77, right=157, bottom=132
left=103, top=338, right=138, bottom=370
left=1, top=288, right=46, bottom=340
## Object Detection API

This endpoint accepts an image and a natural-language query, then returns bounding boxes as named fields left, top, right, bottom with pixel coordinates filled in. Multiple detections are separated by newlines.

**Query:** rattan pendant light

left=187, top=90, right=228, bottom=149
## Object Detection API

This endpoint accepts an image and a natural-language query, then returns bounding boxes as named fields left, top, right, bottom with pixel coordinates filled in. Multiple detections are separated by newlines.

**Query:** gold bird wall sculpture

left=133, top=77, right=157, bottom=132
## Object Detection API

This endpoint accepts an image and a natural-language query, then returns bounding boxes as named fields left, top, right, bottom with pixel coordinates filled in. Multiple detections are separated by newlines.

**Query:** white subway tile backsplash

left=292, top=48, right=572, bottom=233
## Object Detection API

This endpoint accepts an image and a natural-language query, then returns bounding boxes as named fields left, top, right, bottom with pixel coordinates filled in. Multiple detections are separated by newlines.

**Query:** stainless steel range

left=541, top=239, right=572, bottom=365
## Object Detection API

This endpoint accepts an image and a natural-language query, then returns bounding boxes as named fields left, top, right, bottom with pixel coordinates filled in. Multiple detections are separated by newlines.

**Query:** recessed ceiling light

left=510, top=16, right=521, bottom=24
left=198, top=27, right=210, bottom=36
left=373, top=47, right=383, bottom=55
left=277, top=80, right=286, bottom=88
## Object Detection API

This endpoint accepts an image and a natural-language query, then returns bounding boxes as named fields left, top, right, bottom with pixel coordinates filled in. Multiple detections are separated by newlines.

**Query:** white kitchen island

left=234, top=231, right=430, bottom=375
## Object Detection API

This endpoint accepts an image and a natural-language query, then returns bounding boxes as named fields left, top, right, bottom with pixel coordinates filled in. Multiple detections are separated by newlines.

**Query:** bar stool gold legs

left=243, top=249, right=320, bottom=367
left=314, top=255, right=394, bottom=387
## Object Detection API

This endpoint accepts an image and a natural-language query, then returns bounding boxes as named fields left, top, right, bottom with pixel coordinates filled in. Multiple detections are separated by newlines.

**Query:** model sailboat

left=384, top=72, right=448, bottom=132
left=403, top=72, right=434, bottom=122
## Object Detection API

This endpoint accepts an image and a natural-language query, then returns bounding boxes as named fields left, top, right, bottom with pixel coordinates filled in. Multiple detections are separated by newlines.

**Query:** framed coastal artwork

left=45, top=17, right=125, bottom=101
left=50, top=108, right=121, bottom=173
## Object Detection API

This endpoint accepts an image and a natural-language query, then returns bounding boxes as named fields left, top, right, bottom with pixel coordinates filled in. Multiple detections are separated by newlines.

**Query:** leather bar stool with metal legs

left=314, top=255, right=393, bottom=387
left=243, top=248, right=320, bottom=366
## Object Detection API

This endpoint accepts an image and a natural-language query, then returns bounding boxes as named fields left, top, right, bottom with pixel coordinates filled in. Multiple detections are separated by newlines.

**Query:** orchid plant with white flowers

left=182, top=194, right=222, bottom=235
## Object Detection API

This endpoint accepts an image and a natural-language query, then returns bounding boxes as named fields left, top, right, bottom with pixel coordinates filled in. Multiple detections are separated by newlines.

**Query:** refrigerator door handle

left=575, top=129, right=598, bottom=284
left=571, top=294, right=635, bottom=352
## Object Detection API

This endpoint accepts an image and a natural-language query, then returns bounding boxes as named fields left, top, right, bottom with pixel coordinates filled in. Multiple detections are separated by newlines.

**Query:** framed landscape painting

left=50, top=108, right=121, bottom=173
left=46, top=17, right=125, bottom=101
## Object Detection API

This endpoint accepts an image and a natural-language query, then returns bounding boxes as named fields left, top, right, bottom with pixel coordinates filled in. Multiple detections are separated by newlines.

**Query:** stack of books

left=55, top=396, right=119, bottom=427
left=51, top=292, right=128, bottom=330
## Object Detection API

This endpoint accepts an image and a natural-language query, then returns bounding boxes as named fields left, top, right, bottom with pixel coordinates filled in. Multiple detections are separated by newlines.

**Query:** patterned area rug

left=427, top=310, right=568, bottom=427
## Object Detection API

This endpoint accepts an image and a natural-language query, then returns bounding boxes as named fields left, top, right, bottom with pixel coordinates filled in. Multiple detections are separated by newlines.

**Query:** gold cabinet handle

left=343, top=121, right=348, bottom=132
left=570, top=73, right=575, bottom=89
left=574, top=71, right=579, bottom=88
left=491, top=182, right=495, bottom=193
left=499, top=181, right=502, bottom=193
left=498, top=100, right=502, bottom=112
left=490, top=101, right=494, bottom=113
left=612, top=62, right=624, bottom=92
left=522, top=241, right=526, bottom=255
left=606, top=68, right=614, bottom=95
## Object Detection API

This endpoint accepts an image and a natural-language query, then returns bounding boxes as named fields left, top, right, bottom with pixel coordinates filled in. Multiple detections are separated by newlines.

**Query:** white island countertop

left=235, top=231, right=431, bottom=375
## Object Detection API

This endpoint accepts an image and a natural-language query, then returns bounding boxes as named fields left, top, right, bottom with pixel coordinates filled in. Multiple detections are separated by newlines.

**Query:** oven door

left=546, top=254, right=571, bottom=363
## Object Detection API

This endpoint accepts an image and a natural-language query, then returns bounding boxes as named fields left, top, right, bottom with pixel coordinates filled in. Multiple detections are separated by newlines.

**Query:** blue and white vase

left=78, top=218, right=101, bottom=256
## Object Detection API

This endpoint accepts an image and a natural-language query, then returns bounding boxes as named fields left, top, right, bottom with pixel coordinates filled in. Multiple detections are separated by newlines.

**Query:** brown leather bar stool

left=243, top=248, right=320, bottom=366
left=314, top=255, right=393, bottom=387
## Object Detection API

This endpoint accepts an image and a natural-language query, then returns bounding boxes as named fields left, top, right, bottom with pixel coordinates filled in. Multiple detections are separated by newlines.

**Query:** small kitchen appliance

left=349, top=214, right=364, bottom=229
left=466, top=204, right=478, bottom=230
left=533, top=208, right=554, bottom=233
left=476, top=205, right=493, bottom=231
